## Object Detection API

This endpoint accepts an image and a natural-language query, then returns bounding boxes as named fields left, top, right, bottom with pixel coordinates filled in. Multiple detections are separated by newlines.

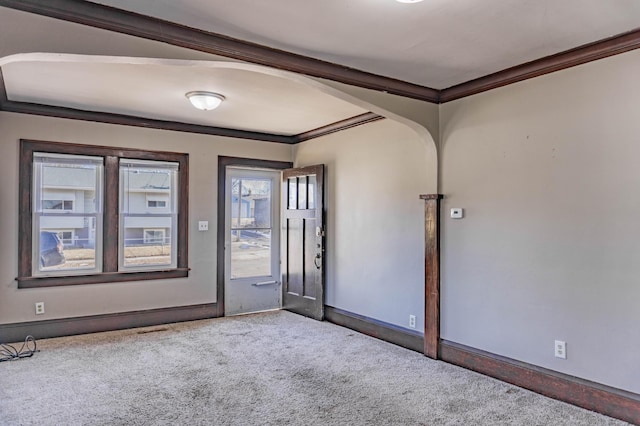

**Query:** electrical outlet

left=35, top=302, right=45, bottom=315
left=409, top=315, right=416, bottom=329
left=554, top=340, right=566, bottom=359
left=198, top=221, right=209, bottom=231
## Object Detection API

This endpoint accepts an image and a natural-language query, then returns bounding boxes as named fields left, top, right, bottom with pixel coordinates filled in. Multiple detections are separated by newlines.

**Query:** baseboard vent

left=0, top=303, right=218, bottom=343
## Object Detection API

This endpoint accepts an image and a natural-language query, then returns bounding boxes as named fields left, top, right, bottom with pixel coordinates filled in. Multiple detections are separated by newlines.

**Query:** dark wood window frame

left=17, top=139, right=189, bottom=289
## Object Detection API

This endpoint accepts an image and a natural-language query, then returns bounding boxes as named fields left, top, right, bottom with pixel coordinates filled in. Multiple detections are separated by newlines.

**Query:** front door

left=282, top=165, right=325, bottom=320
left=224, top=168, right=281, bottom=316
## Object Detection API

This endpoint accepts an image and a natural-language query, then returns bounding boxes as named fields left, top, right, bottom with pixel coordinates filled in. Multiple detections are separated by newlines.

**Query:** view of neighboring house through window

left=33, top=153, right=103, bottom=275
left=43, top=200, right=74, bottom=210
left=120, top=159, right=178, bottom=269
left=230, top=176, right=273, bottom=279
left=147, top=199, right=167, bottom=208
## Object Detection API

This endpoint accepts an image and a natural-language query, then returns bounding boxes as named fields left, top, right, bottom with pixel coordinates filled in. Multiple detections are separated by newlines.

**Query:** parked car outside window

left=40, top=231, right=65, bottom=268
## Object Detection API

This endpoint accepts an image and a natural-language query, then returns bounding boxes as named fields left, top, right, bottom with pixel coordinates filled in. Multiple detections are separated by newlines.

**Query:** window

left=147, top=200, right=167, bottom=208
left=18, top=140, right=189, bottom=288
left=143, top=229, right=166, bottom=244
left=32, top=153, right=103, bottom=275
left=43, top=200, right=74, bottom=211
left=50, top=230, right=75, bottom=247
left=121, top=159, right=177, bottom=269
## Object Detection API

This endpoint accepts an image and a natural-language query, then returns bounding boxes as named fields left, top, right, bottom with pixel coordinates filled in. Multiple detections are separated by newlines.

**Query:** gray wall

left=0, top=112, right=291, bottom=324
left=294, top=119, right=435, bottom=331
left=439, top=49, right=640, bottom=393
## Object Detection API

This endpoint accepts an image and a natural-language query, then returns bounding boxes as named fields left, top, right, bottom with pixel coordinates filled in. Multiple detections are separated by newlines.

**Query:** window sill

left=16, top=268, right=189, bottom=289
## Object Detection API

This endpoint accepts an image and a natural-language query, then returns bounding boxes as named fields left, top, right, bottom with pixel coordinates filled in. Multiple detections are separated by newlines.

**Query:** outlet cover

left=554, top=340, right=567, bottom=359
left=198, top=221, right=209, bottom=231
left=35, top=302, right=45, bottom=315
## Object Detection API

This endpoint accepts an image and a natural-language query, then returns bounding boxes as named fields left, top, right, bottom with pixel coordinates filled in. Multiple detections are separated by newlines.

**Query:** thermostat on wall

left=450, top=208, right=464, bottom=219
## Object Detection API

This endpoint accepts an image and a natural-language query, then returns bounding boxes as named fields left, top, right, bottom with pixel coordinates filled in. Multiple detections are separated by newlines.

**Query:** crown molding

left=0, top=70, right=381, bottom=143
left=295, top=112, right=384, bottom=143
left=1, top=99, right=297, bottom=144
left=2, top=2, right=640, bottom=105
left=0, top=0, right=439, bottom=103
left=439, top=27, right=640, bottom=103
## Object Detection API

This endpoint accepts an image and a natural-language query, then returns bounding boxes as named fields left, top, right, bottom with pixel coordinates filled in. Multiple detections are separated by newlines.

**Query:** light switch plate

left=451, top=208, right=464, bottom=219
left=198, top=221, right=209, bottom=231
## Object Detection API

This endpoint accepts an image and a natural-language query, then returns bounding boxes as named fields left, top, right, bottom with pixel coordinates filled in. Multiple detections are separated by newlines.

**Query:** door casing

left=216, top=156, right=292, bottom=317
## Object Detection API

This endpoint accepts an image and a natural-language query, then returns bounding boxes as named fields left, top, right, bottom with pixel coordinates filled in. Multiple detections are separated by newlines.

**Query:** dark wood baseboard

left=0, top=303, right=219, bottom=343
left=440, top=340, right=640, bottom=425
left=324, top=306, right=423, bottom=353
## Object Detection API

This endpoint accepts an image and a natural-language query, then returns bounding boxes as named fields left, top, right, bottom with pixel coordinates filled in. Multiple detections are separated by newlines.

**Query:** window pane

left=298, top=176, right=307, bottom=209
left=231, top=178, right=271, bottom=229
left=122, top=217, right=173, bottom=267
left=231, top=178, right=242, bottom=228
left=120, top=159, right=178, bottom=270
left=230, top=230, right=271, bottom=278
left=33, top=153, right=102, bottom=275
left=308, top=175, right=316, bottom=209
left=288, top=177, right=297, bottom=210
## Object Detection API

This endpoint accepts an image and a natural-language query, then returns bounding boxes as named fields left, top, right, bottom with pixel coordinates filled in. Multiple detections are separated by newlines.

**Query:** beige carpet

left=0, top=311, right=628, bottom=425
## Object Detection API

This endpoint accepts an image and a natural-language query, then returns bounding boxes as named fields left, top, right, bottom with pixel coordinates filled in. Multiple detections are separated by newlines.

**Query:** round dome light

left=185, top=91, right=225, bottom=111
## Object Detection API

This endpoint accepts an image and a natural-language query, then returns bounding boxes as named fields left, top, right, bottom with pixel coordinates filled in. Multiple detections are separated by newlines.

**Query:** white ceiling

left=2, top=58, right=367, bottom=135
left=2, top=2, right=640, bottom=137
left=90, top=0, right=640, bottom=89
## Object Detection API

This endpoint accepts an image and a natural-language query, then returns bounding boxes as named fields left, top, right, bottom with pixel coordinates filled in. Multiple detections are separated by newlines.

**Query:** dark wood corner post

left=420, top=194, right=443, bottom=359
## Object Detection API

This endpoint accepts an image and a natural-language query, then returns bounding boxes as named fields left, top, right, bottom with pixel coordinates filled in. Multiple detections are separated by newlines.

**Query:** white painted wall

left=439, top=49, right=640, bottom=393
left=294, top=119, right=434, bottom=331
left=0, top=112, right=291, bottom=324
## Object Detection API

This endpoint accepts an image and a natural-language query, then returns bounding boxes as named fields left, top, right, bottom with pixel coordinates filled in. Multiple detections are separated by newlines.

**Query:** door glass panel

left=308, top=175, right=316, bottom=209
left=230, top=229, right=272, bottom=279
left=240, top=178, right=272, bottom=228
left=231, top=178, right=241, bottom=228
left=288, top=177, right=297, bottom=210
left=230, top=176, right=274, bottom=279
left=297, top=176, right=307, bottom=210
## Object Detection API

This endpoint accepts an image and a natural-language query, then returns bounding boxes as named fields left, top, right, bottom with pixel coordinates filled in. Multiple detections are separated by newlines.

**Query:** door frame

left=216, top=156, right=293, bottom=317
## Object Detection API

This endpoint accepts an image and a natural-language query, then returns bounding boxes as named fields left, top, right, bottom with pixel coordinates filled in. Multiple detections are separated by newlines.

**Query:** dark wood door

left=282, top=165, right=324, bottom=320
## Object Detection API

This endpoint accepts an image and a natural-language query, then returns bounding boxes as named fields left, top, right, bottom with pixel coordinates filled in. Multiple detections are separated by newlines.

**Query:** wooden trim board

left=1, top=100, right=296, bottom=144
left=324, top=306, right=423, bottom=353
left=0, top=303, right=218, bottom=343
left=2, top=2, right=640, bottom=103
left=295, top=112, right=384, bottom=142
left=322, top=305, right=640, bottom=425
left=420, top=194, right=443, bottom=359
left=0, top=0, right=439, bottom=103
left=440, top=27, right=640, bottom=102
left=0, top=98, right=383, bottom=145
left=440, top=340, right=640, bottom=425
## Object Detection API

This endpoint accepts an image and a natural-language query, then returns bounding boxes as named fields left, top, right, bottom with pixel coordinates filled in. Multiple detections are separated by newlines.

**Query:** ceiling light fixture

left=396, top=0, right=424, bottom=3
left=185, top=91, right=225, bottom=111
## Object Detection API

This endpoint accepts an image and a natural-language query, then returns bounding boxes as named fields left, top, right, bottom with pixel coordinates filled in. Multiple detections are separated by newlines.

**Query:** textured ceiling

left=90, top=0, right=640, bottom=89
